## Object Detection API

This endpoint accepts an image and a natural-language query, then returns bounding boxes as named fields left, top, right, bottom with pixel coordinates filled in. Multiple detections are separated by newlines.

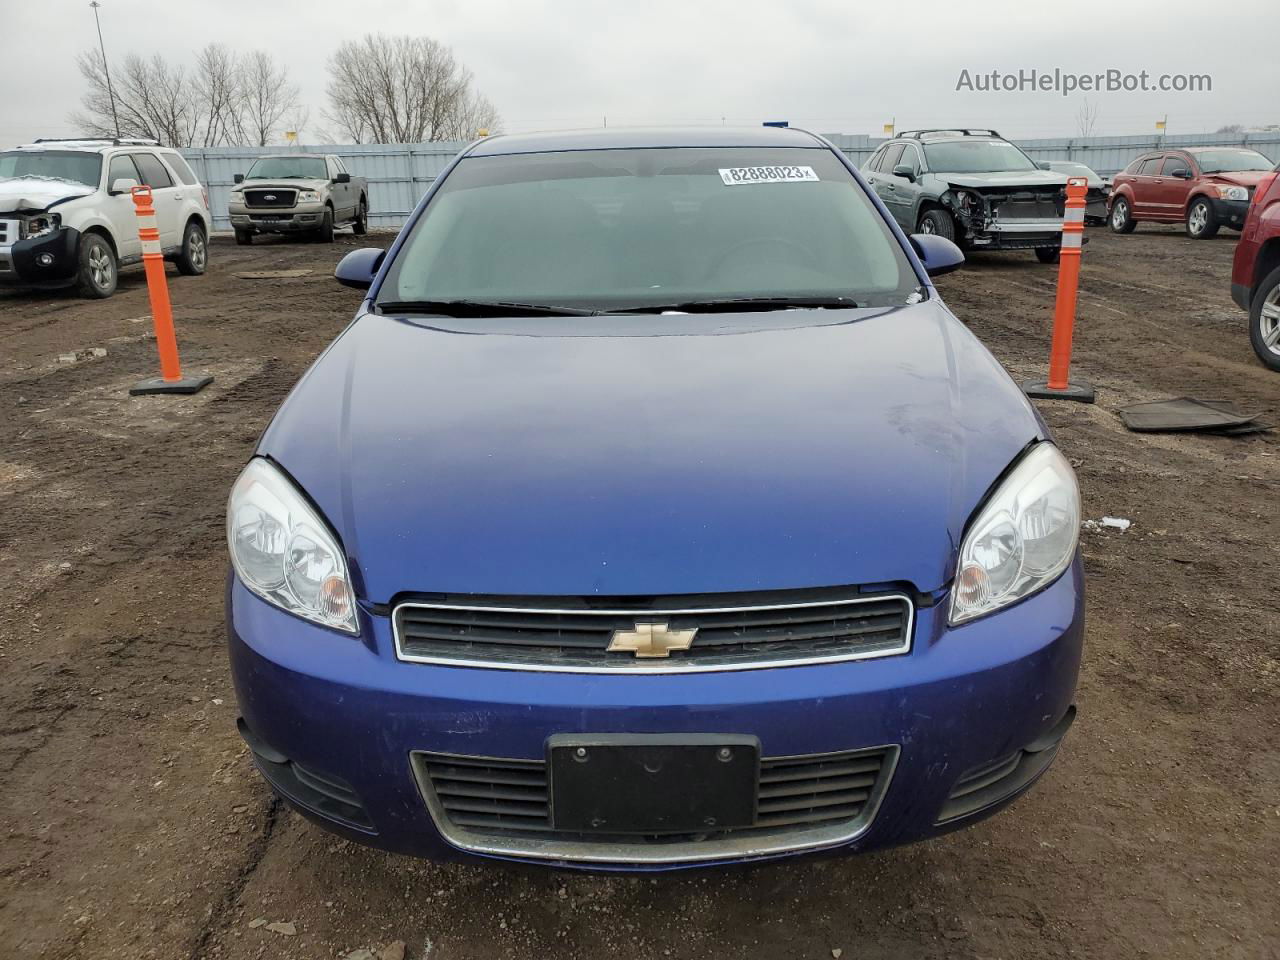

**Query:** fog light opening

left=37, top=253, right=55, bottom=266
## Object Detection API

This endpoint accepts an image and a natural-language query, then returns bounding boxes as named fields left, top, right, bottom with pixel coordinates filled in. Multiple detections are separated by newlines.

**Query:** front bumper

left=1212, top=198, right=1250, bottom=230
left=227, top=560, right=1084, bottom=871
left=229, top=203, right=325, bottom=234
left=965, top=220, right=1064, bottom=250
left=0, top=226, right=80, bottom=287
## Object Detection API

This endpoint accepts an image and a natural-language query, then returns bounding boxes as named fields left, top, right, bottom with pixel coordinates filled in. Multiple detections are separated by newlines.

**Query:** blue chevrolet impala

left=226, top=127, right=1083, bottom=870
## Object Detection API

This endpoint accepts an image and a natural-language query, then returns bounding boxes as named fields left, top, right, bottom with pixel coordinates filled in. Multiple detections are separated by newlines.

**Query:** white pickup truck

left=0, top=138, right=211, bottom=298
left=227, top=154, right=368, bottom=244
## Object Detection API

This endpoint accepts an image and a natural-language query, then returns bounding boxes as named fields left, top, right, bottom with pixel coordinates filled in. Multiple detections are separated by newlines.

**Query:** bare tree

left=325, top=34, right=501, bottom=143
left=193, top=44, right=244, bottom=147
left=1075, top=98, right=1100, bottom=139
left=72, top=45, right=303, bottom=147
left=1215, top=123, right=1245, bottom=134
left=73, top=50, right=198, bottom=145
left=240, top=51, right=301, bottom=146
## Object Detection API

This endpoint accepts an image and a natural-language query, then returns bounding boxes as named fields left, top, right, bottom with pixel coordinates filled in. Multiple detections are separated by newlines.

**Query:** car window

left=107, top=154, right=142, bottom=189
left=1161, top=156, right=1190, bottom=178
left=0, top=149, right=102, bottom=187
left=333, top=157, right=349, bottom=175
left=132, top=152, right=174, bottom=188
left=1192, top=149, right=1271, bottom=173
left=161, top=151, right=199, bottom=185
left=1139, top=158, right=1163, bottom=176
left=899, top=145, right=921, bottom=175
left=245, top=156, right=328, bottom=179
left=864, top=147, right=887, bottom=173
left=1124, top=158, right=1143, bottom=174
left=921, top=139, right=1037, bottom=173
left=377, top=147, right=919, bottom=313
left=882, top=144, right=906, bottom=172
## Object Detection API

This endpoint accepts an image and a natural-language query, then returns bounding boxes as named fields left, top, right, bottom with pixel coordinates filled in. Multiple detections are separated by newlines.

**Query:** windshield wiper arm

left=608, top=296, right=863, bottom=314
left=377, top=299, right=599, bottom=318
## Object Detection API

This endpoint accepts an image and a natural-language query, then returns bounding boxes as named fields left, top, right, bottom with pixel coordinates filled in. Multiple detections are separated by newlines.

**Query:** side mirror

left=1177, top=169, right=1193, bottom=179
left=1036, top=160, right=1052, bottom=170
left=110, top=177, right=139, bottom=196
left=233, top=173, right=245, bottom=184
left=909, top=234, right=965, bottom=277
left=891, top=164, right=916, bottom=182
left=334, top=172, right=351, bottom=184
left=334, top=247, right=385, bottom=290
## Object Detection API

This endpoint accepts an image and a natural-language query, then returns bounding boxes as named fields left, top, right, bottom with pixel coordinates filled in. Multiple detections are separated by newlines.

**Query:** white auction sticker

left=718, top=165, right=820, bottom=186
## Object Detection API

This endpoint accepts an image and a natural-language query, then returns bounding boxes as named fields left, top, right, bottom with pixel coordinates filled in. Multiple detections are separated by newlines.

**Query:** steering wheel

left=706, top=237, right=817, bottom=278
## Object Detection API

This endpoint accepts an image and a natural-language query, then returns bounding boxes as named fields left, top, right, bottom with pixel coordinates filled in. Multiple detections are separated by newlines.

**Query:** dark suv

left=862, top=129, right=1068, bottom=263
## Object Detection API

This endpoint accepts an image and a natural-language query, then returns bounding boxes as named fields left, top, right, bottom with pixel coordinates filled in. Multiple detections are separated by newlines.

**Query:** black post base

left=129, top=374, right=214, bottom=396
left=1021, top=379, right=1096, bottom=404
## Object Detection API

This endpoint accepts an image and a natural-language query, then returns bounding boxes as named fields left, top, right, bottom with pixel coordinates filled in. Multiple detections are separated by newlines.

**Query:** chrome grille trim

left=392, top=593, right=914, bottom=673
left=411, top=745, right=899, bottom=865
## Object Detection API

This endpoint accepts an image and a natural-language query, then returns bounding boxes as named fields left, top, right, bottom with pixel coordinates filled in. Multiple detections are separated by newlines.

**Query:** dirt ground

left=1, top=226, right=1277, bottom=960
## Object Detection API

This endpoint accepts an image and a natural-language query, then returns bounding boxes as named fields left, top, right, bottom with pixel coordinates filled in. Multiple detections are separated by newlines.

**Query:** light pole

left=89, top=1, right=122, bottom=140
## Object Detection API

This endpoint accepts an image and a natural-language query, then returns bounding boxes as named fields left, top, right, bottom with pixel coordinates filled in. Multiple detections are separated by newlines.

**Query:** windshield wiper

left=608, top=296, right=863, bottom=314
left=377, top=299, right=599, bottom=317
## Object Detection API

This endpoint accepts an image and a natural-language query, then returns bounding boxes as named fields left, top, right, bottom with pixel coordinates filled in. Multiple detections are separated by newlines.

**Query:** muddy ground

left=1, top=226, right=1277, bottom=960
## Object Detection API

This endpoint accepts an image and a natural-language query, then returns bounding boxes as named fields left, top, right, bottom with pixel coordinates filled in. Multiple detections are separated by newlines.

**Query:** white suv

left=0, top=138, right=211, bottom=299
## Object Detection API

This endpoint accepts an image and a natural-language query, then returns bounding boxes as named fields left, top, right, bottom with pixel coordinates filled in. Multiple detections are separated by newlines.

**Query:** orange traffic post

left=1022, top=176, right=1096, bottom=404
left=128, top=185, right=212, bottom=396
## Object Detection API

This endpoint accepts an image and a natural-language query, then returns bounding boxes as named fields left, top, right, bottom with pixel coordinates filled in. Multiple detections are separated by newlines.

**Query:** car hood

left=240, top=178, right=329, bottom=191
left=259, top=302, right=1046, bottom=602
left=942, top=170, right=1069, bottom=191
left=1208, top=171, right=1270, bottom=188
left=0, top=177, right=95, bottom=214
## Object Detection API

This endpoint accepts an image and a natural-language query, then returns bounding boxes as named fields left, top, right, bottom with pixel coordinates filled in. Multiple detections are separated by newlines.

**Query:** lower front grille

left=412, top=745, right=897, bottom=864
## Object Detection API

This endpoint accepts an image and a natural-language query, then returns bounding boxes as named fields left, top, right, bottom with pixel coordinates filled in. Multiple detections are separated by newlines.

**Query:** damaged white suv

left=0, top=139, right=211, bottom=299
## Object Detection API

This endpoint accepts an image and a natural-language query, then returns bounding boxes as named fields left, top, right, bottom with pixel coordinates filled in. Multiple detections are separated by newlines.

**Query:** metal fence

left=183, top=131, right=1280, bottom=233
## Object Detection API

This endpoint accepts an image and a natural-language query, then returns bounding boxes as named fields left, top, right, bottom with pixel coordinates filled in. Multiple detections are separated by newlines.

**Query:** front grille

left=243, top=188, right=297, bottom=208
left=0, top=218, right=16, bottom=244
left=413, top=745, right=896, bottom=864
left=393, top=589, right=913, bottom=672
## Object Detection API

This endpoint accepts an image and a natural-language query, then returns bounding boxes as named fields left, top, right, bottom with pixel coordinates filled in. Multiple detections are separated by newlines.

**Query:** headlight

left=950, top=443, right=1080, bottom=626
left=297, top=190, right=320, bottom=202
left=227, top=458, right=358, bottom=633
left=1215, top=185, right=1249, bottom=202
left=951, top=190, right=978, bottom=213
left=23, top=213, right=60, bottom=239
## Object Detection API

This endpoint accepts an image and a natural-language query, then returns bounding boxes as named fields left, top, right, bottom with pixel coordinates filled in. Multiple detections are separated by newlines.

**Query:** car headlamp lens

left=227, top=459, right=358, bottom=633
left=1216, top=185, right=1249, bottom=202
left=297, top=190, right=320, bottom=202
left=950, top=443, right=1079, bottom=625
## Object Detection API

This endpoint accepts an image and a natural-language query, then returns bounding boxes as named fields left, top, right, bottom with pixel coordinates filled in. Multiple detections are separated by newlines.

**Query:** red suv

left=1108, top=147, right=1274, bottom=239
left=1230, top=163, right=1280, bottom=370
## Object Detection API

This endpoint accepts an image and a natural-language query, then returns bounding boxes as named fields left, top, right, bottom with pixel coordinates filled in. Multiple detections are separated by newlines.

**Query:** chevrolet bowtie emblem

left=607, top=622, right=697, bottom=658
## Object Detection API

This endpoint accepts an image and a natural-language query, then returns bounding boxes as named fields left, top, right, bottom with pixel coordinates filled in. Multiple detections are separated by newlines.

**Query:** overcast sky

left=3, top=0, right=1276, bottom=149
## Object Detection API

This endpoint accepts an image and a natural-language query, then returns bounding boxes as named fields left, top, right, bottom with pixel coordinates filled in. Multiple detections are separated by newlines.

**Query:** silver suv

left=0, top=139, right=211, bottom=298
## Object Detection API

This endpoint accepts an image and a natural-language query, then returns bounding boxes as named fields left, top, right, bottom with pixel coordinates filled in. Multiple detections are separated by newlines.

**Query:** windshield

left=1193, top=150, right=1271, bottom=174
left=923, top=140, right=1037, bottom=174
left=376, top=147, right=917, bottom=314
left=245, top=157, right=328, bottom=180
left=0, top=150, right=102, bottom=187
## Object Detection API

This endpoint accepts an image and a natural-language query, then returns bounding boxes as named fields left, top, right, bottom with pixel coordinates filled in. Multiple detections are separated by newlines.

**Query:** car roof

left=467, top=126, right=826, bottom=157
left=13, top=139, right=161, bottom=153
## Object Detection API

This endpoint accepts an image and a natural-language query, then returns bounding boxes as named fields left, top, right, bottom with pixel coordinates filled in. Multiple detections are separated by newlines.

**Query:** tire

left=1248, top=264, right=1280, bottom=372
left=352, top=199, right=368, bottom=236
left=76, top=232, right=117, bottom=299
left=1186, top=197, right=1220, bottom=239
left=175, top=221, right=207, bottom=275
left=1109, top=196, right=1136, bottom=233
left=917, top=208, right=956, bottom=242
left=317, top=207, right=334, bottom=243
left=1035, top=247, right=1060, bottom=264
left=234, top=229, right=253, bottom=246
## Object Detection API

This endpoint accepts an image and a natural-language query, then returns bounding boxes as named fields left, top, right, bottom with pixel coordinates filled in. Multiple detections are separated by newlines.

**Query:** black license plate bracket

left=548, top=734, right=759, bottom=834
